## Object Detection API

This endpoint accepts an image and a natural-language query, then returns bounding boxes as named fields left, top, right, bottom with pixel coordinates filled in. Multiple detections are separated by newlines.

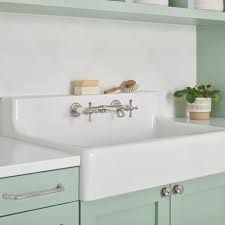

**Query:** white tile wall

left=0, top=14, right=196, bottom=117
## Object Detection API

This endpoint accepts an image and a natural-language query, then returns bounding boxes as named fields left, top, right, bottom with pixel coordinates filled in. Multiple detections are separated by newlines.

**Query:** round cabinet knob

left=161, top=187, right=172, bottom=197
left=173, top=185, right=184, bottom=194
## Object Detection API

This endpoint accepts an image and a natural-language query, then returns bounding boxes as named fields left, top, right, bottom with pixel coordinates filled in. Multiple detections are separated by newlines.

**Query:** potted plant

left=174, top=85, right=220, bottom=120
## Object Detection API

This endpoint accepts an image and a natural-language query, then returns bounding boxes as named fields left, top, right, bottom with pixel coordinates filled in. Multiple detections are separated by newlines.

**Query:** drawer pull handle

left=2, top=184, right=64, bottom=200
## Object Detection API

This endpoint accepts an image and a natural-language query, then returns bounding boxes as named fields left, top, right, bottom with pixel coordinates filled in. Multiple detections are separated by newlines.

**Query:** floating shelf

left=0, top=0, right=225, bottom=25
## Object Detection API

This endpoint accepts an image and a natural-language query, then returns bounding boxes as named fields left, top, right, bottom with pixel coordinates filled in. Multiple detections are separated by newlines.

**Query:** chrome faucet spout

left=116, top=109, right=125, bottom=118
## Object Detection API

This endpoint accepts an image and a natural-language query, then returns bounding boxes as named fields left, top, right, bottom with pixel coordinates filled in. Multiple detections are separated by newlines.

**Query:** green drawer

left=0, top=202, right=79, bottom=225
left=0, top=167, right=79, bottom=216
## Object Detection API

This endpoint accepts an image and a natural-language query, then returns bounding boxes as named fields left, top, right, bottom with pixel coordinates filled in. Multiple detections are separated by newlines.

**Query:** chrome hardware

left=117, top=109, right=125, bottom=118
left=86, top=102, right=93, bottom=122
left=71, top=103, right=81, bottom=117
left=161, top=187, right=172, bottom=197
left=124, top=99, right=139, bottom=118
left=2, top=184, right=64, bottom=200
left=111, top=100, right=125, bottom=118
left=173, top=185, right=184, bottom=194
left=71, top=99, right=138, bottom=122
left=111, top=100, right=122, bottom=107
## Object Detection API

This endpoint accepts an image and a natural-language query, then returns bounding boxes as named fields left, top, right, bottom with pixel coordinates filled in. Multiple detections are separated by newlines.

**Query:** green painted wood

left=169, top=0, right=194, bottom=9
left=81, top=186, right=170, bottom=225
left=171, top=173, right=225, bottom=225
left=197, top=24, right=225, bottom=117
left=0, top=0, right=225, bottom=25
left=0, top=167, right=79, bottom=217
left=0, top=202, right=79, bottom=225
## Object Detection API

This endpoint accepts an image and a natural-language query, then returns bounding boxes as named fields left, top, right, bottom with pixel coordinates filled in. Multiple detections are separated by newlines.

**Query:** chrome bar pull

left=2, top=184, right=64, bottom=200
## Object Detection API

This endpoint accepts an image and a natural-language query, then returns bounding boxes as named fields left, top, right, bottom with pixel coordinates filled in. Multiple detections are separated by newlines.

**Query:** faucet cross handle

left=88, top=102, right=93, bottom=122
left=127, top=99, right=138, bottom=118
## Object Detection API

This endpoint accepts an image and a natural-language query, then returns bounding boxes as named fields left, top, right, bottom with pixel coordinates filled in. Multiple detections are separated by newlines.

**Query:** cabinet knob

left=161, top=187, right=172, bottom=197
left=173, top=185, right=184, bottom=194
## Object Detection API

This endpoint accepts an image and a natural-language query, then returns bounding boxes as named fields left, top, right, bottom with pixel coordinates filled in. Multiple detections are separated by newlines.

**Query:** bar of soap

left=74, top=80, right=99, bottom=87
left=74, top=86, right=100, bottom=95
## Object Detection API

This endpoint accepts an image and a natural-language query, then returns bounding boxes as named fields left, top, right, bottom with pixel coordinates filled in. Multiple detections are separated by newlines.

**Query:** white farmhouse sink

left=1, top=92, right=225, bottom=201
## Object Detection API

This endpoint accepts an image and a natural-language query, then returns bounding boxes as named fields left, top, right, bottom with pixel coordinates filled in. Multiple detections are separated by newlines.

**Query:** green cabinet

left=1, top=0, right=225, bottom=25
left=171, top=173, right=225, bottom=225
left=0, top=202, right=79, bottom=225
left=81, top=186, right=170, bottom=225
left=1, top=167, right=225, bottom=225
left=81, top=172, right=225, bottom=225
left=0, top=167, right=80, bottom=225
left=0, top=167, right=79, bottom=216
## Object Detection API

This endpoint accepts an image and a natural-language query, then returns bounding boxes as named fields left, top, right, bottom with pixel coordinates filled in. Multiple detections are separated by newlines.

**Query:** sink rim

left=80, top=124, right=225, bottom=201
left=71, top=118, right=225, bottom=149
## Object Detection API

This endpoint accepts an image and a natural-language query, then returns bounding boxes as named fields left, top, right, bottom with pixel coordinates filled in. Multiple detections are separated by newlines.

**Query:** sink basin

left=1, top=92, right=225, bottom=201
left=80, top=118, right=225, bottom=201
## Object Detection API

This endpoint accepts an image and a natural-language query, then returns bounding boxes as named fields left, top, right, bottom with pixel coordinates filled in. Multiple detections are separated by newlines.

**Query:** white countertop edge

left=0, top=156, right=80, bottom=179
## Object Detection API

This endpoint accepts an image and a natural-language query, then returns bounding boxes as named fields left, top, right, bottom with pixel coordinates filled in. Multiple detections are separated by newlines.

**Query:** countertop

left=0, top=136, right=80, bottom=179
left=171, top=117, right=225, bottom=128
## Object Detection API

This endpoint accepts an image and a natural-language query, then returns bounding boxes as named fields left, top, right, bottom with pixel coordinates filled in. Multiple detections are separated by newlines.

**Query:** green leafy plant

left=174, top=84, right=220, bottom=104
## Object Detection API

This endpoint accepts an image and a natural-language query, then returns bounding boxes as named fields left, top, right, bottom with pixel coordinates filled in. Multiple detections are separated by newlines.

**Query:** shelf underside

left=1, top=0, right=225, bottom=25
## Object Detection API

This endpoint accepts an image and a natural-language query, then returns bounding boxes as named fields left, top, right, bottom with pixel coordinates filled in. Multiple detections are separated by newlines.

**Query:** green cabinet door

left=0, top=202, right=79, bottom=225
left=171, top=173, right=225, bottom=225
left=81, top=186, right=170, bottom=225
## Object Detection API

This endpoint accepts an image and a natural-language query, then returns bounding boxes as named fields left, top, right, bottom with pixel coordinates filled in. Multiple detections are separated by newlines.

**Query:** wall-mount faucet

left=71, top=99, right=138, bottom=122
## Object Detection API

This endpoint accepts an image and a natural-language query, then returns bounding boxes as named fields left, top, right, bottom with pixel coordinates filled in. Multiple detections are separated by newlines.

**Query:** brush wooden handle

left=104, top=80, right=136, bottom=94
left=104, top=86, right=121, bottom=94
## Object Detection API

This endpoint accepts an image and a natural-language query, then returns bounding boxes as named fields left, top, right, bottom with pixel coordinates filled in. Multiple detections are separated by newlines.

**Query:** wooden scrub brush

left=104, top=80, right=138, bottom=94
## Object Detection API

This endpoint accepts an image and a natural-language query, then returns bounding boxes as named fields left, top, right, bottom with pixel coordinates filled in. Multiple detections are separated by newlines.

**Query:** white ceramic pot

left=195, top=0, right=224, bottom=11
left=134, top=0, right=169, bottom=6
left=187, top=97, right=211, bottom=120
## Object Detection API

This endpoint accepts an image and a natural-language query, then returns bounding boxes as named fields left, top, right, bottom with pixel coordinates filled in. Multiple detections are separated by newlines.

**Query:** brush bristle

left=121, top=84, right=139, bottom=93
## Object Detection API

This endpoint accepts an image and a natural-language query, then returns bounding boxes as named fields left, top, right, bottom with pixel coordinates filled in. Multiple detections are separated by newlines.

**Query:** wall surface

left=197, top=25, right=225, bottom=118
left=0, top=14, right=196, bottom=117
